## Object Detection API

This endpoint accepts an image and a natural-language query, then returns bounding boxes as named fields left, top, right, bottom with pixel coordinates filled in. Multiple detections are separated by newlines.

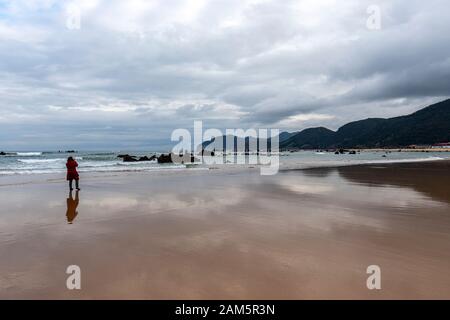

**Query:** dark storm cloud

left=0, top=0, right=449, bottom=149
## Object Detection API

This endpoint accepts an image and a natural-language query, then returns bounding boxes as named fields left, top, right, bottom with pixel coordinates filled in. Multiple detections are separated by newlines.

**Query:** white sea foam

left=18, top=157, right=83, bottom=164
left=18, top=158, right=65, bottom=164
left=0, top=164, right=187, bottom=176
left=279, top=156, right=446, bottom=171
left=16, top=152, right=43, bottom=156
left=360, top=156, right=444, bottom=165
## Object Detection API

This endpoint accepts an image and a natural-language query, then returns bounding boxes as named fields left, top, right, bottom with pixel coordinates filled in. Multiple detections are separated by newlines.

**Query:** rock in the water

left=186, top=154, right=200, bottom=163
left=123, top=155, right=139, bottom=162
left=201, top=149, right=215, bottom=157
left=119, top=154, right=157, bottom=162
left=138, top=155, right=156, bottom=162
left=157, top=153, right=173, bottom=164
left=172, top=152, right=201, bottom=164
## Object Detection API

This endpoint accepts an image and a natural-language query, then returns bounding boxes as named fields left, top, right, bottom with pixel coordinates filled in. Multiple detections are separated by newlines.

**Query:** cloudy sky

left=0, top=0, right=449, bottom=150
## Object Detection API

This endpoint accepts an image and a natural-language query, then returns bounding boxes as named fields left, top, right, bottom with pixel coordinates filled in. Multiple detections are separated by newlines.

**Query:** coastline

left=354, top=148, right=450, bottom=153
left=1, top=153, right=449, bottom=187
left=285, top=157, right=450, bottom=172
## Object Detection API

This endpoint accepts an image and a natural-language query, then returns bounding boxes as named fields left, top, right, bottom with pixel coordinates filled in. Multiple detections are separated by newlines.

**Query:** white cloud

left=0, top=0, right=449, bottom=149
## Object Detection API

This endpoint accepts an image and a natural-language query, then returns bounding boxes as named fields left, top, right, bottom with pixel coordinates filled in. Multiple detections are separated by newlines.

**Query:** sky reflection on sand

left=0, top=164, right=449, bottom=299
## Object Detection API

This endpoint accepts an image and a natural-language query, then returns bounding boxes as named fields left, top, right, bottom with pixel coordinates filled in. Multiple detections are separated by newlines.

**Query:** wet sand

left=0, top=161, right=449, bottom=299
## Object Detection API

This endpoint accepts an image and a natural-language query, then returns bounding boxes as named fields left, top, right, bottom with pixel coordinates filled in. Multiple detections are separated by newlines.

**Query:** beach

left=0, top=160, right=449, bottom=299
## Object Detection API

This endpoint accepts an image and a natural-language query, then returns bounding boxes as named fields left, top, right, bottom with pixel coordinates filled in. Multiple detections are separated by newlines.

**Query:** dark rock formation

left=157, top=153, right=173, bottom=164
left=201, top=149, right=215, bottom=157
left=119, top=154, right=157, bottom=162
left=138, top=155, right=156, bottom=162
left=122, top=155, right=138, bottom=162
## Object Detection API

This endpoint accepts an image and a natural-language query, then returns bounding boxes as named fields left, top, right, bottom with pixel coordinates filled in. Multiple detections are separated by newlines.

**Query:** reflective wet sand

left=0, top=161, right=449, bottom=299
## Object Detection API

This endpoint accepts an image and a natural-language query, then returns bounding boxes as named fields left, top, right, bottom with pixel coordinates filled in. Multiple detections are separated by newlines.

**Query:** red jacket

left=66, top=160, right=79, bottom=180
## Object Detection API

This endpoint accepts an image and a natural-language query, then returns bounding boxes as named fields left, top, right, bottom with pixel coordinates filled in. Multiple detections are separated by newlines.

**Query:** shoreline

left=1, top=156, right=449, bottom=187
left=353, top=148, right=450, bottom=152
left=1, top=149, right=449, bottom=180
left=285, top=157, right=450, bottom=172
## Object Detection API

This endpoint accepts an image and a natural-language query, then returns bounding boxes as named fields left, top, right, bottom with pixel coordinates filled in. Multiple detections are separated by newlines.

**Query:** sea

left=0, top=150, right=448, bottom=176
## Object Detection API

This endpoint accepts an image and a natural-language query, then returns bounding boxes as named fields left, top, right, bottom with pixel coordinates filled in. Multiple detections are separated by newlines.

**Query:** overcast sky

left=0, top=0, right=449, bottom=150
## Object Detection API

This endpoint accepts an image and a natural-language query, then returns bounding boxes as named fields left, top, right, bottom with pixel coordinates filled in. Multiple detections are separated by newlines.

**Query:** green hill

left=280, top=99, right=450, bottom=149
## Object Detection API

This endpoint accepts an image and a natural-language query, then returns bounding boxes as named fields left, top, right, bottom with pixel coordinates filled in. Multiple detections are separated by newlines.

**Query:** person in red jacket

left=66, top=157, right=80, bottom=191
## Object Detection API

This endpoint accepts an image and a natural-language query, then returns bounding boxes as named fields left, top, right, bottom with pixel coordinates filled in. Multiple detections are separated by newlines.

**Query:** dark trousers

left=69, top=179, right=79, bottom=190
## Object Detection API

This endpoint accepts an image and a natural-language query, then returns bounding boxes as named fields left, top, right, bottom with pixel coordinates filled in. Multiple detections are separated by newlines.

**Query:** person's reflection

left=66, top=190, right=79, bottom=224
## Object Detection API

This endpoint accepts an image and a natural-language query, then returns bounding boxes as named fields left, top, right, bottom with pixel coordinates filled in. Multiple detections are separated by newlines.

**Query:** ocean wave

left=17, top=157, right=83, bottom=164
left=18, top=158, right=64, bottom=164
left=118, top=160, right=158, bottom=166
left=16, top=152, right=43, bottom=156
left=280, top=156, right=446, bottom=171
left=363, top=156, right=444, bottom=164
left=0, top=164, right=187, bottom=176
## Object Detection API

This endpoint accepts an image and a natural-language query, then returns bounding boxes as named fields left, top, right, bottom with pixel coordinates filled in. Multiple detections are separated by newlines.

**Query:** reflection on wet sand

left=336, top=161, right=450, bottom=204
left=299, top=161, right=450, bottom=206
left=0, top=161, right=449, bottom=299
left=66, top=191, right=79, bottom=224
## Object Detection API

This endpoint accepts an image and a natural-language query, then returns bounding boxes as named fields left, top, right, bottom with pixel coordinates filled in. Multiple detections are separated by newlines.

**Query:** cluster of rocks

left=0, top=151, right=15, bottom=156
left=157, top=154, right=172, bottom=163
left=59, top=150, right=76, bottom=153
left=333, top=149, right=358, bottom=155
left=311, top=149, right=359, bottom=155
left=118, top=154, right=157, bottom=163
left=118, top=153, right=200, bottom=164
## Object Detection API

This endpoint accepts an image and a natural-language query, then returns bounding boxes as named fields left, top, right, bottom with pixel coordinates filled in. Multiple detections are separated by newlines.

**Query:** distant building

left=407, top=145, right=431, bottom=149
left=432, top=143, right=450, bottom=149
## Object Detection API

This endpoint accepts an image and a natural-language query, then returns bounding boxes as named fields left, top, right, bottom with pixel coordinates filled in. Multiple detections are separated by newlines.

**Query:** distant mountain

left=279, top=131, right=297, bottom=142
left=279, top=127, right=335, bottom=149
left=280, top=99, right=450, bottom=150
left=199, top=99, right=450, bottom=152
left=201, top=135, right=273, bottom=152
